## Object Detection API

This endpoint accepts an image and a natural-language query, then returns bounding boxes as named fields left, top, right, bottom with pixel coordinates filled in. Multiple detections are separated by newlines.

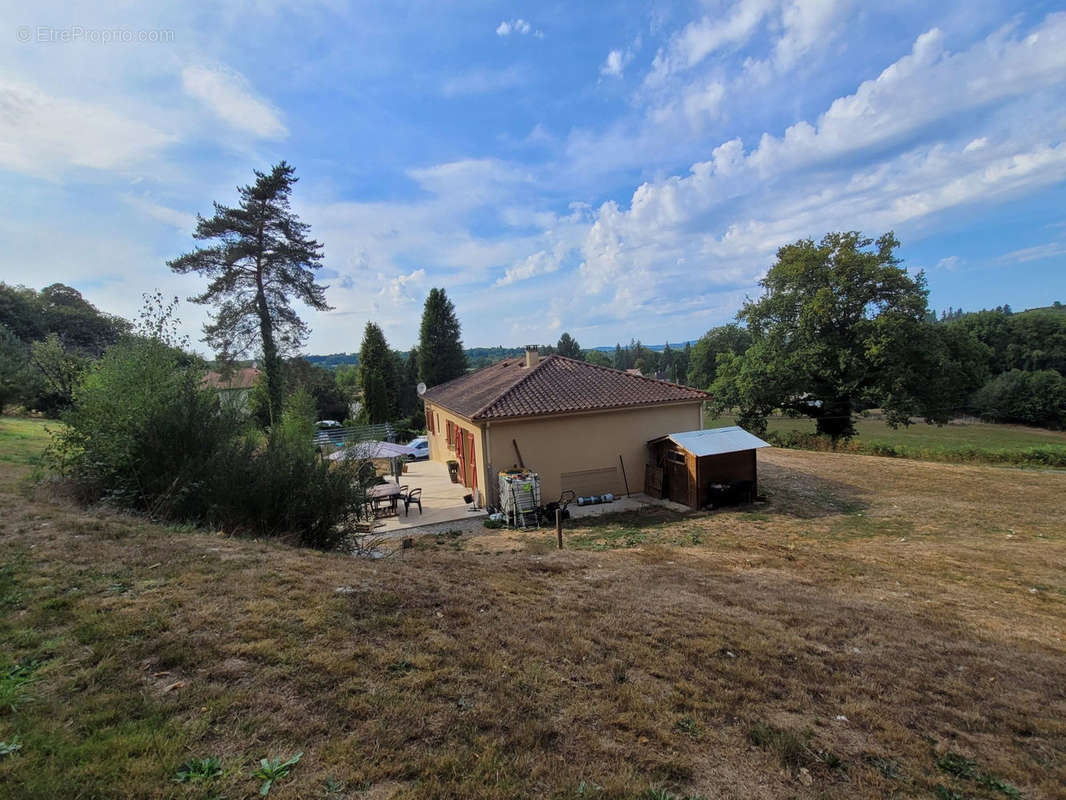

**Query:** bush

left=970, top=369, right=1066, bottom=429
left=206, top=390, right=368, bottom=549
left=0, top=324, right=27, bottom=411
left=47, top=340, right=369, bottom=549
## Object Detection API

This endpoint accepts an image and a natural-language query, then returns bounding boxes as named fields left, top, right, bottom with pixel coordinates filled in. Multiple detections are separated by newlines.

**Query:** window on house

left=427, top=411, right=435, bottom=434
left=446, top=420, right=455, bottom=449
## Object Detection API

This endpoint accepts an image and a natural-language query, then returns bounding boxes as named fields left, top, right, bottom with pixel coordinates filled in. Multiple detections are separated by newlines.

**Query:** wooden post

left=619, top=454, right=631, bottom=497
left=555, top=508, right=563, bottom=550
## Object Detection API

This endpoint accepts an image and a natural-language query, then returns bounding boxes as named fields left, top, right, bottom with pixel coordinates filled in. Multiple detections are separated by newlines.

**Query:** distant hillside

left=588, top=341, right=697, bottom=352
left=305, top=353, right=360, bottom=369
left=937, top=302, right=1065, bottom=322
left=306, top=341, right=701, bottom=370
left=1019, top=303, right=1066, bottom=316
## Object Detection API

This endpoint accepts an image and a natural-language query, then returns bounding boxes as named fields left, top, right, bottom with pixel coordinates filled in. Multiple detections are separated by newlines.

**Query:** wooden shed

left=646, top=426, right=770, bottom=509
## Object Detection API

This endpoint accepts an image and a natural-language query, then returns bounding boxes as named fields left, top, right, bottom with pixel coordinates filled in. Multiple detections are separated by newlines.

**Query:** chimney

left=524, top=345, right=540, bottom=368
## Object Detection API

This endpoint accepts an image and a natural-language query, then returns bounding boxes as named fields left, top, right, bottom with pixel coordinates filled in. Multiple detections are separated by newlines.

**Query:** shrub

left=971, top=369, right=1066, bottom=429
left=207, top=390, right=367, bottom=549
left=47, top=339, right=369, bottom=549
left=0, top=324, right=27, bottom=411
left=47, top=337, right=230, bottom=511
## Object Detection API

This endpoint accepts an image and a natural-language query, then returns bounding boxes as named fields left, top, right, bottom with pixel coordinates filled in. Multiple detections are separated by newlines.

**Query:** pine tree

left=556, top=332, right=582, bottom=359
left=402, top=347, right=425, bottom=427
left=613, top=343, right=625, bottom=370
left=168, top=162, right=328, bottom=422
left=361, top=368, right=390, bottom=424
left=359, top=322, right=396, bottom=421
left=418, top=288, right=467, bottom=387
left=394, top=349, right=419, bottom=419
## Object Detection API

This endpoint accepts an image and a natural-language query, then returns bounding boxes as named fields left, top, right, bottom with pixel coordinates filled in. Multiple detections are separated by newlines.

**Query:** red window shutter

left=467, top=432, right=477, bottom=490
left=427, top=408, right=434, bottom=433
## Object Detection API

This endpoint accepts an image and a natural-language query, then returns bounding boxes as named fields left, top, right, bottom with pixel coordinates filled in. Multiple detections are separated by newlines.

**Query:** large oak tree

left=711, top=231, right=957, bottom=439
left=169, top=162, right=329, bottom=421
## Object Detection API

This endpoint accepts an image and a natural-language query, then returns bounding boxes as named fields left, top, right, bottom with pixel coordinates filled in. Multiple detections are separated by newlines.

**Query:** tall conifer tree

left=418, top=288, right=466, bottom=387
left=169, top=162, right=328, bottom=422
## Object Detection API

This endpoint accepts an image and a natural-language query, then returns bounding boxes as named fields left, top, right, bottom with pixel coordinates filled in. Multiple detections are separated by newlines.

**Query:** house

left=646, top=426, right=770, bottom=509
left=202, top=366, right=260, bottom=412
left=421, top=346, right=708, bottom=506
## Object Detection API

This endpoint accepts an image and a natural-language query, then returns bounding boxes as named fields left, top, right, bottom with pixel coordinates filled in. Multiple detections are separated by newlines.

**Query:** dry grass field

left=1, top=417, right=1065, bottom=799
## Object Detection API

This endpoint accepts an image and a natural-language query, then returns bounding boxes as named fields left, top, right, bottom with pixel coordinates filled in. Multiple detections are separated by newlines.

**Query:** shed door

left=664, top=450, right=689, bottom=505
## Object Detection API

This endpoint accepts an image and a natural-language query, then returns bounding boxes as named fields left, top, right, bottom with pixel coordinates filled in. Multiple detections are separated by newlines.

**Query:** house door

left=664, top=451, right=689, bottom=505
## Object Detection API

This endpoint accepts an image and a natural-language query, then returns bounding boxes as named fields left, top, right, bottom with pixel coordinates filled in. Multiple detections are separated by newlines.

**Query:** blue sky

left=2, top=1, right=1065, bottom=354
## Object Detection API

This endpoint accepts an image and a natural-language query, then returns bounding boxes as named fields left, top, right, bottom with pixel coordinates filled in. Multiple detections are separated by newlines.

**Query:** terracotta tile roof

left=422, top=355, right=708, bottom=421
left=203, top=366, right=260, bottom=391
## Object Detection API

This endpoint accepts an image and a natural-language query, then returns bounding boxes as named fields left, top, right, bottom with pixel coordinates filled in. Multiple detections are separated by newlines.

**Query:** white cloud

left=998, top=241, right=1066, bottom=263
left=601, top=49, right=630, bottom=78
left=442, top=66, right=525, bottom=96
left=494, top=244, right=569, bottom=286
left=649, top=79, right=726, bottom=127
left=381, top=268, right=426, bottom=303
left=572, top=14, right=1066, bottom=319
left=646, top=0, right=776, bottom=86
left=407, top=158, right=530, bottom=206
left=122, top=194, right=196, bottom=231
left=181, top=65, right=287, bottom=139
left=772, top=0, right=851, bottom=71
left=935, top=255, right=961, bottom=270
left=496, top=18, right=541, bottom=38
left=0, top=79, right=175, bottom=177
left=646, top=0, right=850, bottom=87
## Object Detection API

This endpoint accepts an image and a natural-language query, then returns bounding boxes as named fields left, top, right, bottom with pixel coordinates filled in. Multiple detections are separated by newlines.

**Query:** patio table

left=369, top=483, right=404, bottom=515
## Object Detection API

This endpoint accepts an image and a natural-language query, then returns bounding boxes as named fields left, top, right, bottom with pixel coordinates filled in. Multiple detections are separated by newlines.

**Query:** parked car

left=316, top=420, right=342, bottom=429
left=407, top=436, right=429, bottom=460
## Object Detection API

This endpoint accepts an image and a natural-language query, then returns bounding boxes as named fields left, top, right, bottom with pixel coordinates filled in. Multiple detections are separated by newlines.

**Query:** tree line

left=11, top=162, right=471, bottom=551
left=0, top=282, right=131, bottom=413
left=683, top=232, right=1065, bottom=435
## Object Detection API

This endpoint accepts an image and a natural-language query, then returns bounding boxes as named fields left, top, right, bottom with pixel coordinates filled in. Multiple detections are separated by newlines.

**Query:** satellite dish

left=416, top=382, right=427, bottom=396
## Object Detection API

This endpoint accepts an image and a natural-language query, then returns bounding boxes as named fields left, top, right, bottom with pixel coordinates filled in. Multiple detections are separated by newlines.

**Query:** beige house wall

left=483, top=401, right=702, bottom=505
left=423, top=402, right=489, bottom=501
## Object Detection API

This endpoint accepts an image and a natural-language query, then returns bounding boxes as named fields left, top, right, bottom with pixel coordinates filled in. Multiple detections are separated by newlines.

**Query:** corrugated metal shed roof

left=651, top=426, right=770, bottom=457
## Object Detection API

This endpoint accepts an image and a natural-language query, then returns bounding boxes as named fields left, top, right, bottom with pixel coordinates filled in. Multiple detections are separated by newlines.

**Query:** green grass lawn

left=707, top=412, right=1066, bottom=448
left=3, top=444, right=1065, bottom=798
left=0, top=417, right=53, bottom=466
left=705, top=411, right=1066, bottom=467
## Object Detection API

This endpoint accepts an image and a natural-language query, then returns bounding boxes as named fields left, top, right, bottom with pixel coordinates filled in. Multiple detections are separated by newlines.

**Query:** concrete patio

left=566, top=492, right=689, bottom=519
left=373, top=459, right=486, bottom=533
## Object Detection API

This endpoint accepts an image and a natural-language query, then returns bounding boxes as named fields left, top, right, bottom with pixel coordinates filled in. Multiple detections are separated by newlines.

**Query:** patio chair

left=403, top=487, right=422, bottom=516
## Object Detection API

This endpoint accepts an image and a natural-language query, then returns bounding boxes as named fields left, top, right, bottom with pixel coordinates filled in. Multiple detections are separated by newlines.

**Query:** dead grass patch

left=0, top=451, right=1064, bottom=798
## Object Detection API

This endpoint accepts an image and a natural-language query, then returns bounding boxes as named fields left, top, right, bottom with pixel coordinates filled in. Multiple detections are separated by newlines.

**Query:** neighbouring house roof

left=203, top=367, right=260, bottom=391
left=649, top=426, right=770, bottom=457
left=422, top=354, right=708, bottom=421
